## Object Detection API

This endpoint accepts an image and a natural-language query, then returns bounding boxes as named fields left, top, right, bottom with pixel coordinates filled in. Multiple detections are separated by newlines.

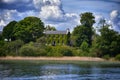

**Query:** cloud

left=110, top=10, right=120, bottom=32
left=0, top=0, right=34, bottom=12
left=110, top=10, right=119, bottom=20
left=0, top=0, right=79, bottom=31
left=0, top=9, right=39, bottom=31
left=35, top=0, right=79, bottom=30
left=1, top=0, right=30, bottom=3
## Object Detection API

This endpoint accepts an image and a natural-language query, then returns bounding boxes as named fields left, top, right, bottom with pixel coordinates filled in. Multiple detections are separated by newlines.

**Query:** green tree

left=2, top=21, right=17, bottom=41
left=45, top=25, right=56, bottom=31
left=13, top=17, right=44, bottom=43
left=3, top=40, right=24, bottom=56
left=72, top=12, right=95, bottom=47
left=96, top=25, right=120, bottom=57
left=80, top=12, right=95, bottom=27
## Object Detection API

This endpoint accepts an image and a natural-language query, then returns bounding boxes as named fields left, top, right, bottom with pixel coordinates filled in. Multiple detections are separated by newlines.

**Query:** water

left=0, top=60, right=120, bottom=80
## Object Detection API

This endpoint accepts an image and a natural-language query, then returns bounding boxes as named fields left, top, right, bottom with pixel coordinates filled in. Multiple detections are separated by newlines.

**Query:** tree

left=45, top=25, right=56, bottom=31
left=80, top=12, right=95, bottom=27
left=96, top=25, right=120, bottom=57
left=73, top=25, right=89, bottom=47
left=13, top=17, right=44, bottom=43
left=72, top=12, right=95, bottom=47
left=2, top=21, right=17, bottom=41
left=3, top=40, right=24, bottom=56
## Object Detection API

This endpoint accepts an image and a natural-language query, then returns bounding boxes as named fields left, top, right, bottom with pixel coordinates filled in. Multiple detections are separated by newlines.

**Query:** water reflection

left=0, top=62, right=120, bottom=80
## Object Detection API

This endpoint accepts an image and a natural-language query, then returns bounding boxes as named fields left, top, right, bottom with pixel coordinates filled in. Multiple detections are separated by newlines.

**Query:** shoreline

left=0, top=56, right=105, bottom=61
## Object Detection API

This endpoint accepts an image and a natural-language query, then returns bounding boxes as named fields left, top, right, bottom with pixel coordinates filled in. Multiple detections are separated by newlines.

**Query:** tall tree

left=72, top=12, right=95, bottom=47
left=96, top=25, right=120, bottom=57
left=80, top=12, right=95, bottom=27
left=13, top=17, right=44, bottom=43
left=2, top=21, right=17, bottom=41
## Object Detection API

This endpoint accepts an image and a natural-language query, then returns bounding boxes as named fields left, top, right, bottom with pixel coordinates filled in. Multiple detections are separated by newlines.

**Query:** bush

left=45, top=46, right=74, bottom=57
left=103, top=54, right=110, bottom=60
left=19, top=43, right=47, bottom=56
left=19, top=46, right=37, bottom=56
left=115, top=54, right=120, bottom=61
left=58, top=46, right=73, bottom=56
left=80, top=41, right=89, bottom=52
left=0, top=47, right=6, bottom=56
left=37, top=48, right=47, bottom=56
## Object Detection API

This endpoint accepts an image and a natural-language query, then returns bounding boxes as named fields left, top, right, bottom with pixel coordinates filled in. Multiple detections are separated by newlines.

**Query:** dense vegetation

left=0, top=12, right=120, bottom=61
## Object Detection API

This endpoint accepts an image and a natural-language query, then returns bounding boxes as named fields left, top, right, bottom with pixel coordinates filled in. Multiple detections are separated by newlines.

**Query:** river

left=0, top=60, right=120, bottom=80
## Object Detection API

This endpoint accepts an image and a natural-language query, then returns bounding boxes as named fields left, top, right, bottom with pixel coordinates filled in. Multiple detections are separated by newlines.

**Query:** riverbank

left=0, top=56, right=105, bottom=61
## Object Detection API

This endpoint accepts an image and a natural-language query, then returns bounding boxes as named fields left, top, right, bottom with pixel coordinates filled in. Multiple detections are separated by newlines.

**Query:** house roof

left=44, top=31, right=67, bottom=34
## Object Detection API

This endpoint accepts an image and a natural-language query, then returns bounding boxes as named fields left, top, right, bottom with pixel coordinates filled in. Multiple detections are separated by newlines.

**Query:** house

left=44, top=28, right=70, bottom=46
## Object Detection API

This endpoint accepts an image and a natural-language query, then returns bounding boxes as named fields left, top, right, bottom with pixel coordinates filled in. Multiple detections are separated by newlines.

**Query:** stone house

left=44, top=29, right=70, bottom=46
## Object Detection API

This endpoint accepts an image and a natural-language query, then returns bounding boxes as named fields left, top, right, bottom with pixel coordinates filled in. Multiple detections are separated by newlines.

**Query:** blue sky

left=0, top=0, right=120, bottom=32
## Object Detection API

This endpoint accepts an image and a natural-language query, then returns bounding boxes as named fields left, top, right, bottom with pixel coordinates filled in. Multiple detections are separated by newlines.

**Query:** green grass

left=0, top=60, right=120, bottom=68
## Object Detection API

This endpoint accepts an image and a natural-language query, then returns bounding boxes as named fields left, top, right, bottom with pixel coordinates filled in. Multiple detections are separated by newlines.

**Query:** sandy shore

left=0, top=56, right=104, bottom=61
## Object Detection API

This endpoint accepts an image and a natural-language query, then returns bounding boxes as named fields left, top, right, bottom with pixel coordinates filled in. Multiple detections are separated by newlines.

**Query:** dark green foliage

left=0, top=41, right=6, bottom=56
left=58, top=46, right=73, bottom=56
left=19, top=45, right=37, bottom=56
left=80, top=41, right=89, bottom=52
left=13, top=17, right=44, bottom=43
left=19, top=46, right=36, bottom=56
left=19, top=42, right=47, bottom=56
left=96, top=26, right=120, bottom=56
left=72, top=12, right=95, bottom=47
left=115, top=54, right=120, bottom=61
left=66, top=32, right=71, bottom=45
left=2, top=21, right=17, bottom=41
left=0, top=34, right=3, bottom=40
left=72, top=25, right=92, bottom=47
left=80, top=12, right=95, bottom=27
left=3, top=40, right=24, bottom=56
left=103, top=54, right=110, bottom=60
left=36, top=36, right=46, bottom=46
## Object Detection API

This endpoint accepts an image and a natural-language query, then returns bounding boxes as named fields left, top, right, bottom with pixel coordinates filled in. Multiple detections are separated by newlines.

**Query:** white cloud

left=110, top=10, right=119, bottom=20
left=34, top=0, right=79, bottom=31
left=110, top=10, right=120, bottom=32
left=40, top=5, right=63, bottom=20
left=33, top=0, right=61, bottom=9
left=0, top=0, right=79, bottom=31
left=0, top=9, right=39, bottom=30
left=1, top=0, right=30, bottom=3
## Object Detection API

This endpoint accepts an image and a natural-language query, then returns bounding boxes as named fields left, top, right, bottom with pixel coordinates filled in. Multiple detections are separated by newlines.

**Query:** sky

left=0, top=0, right=120, bottom=32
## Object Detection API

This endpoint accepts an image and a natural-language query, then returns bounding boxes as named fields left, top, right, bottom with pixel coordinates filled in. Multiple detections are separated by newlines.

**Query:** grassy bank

left=0, top=58, right=120, bottom=68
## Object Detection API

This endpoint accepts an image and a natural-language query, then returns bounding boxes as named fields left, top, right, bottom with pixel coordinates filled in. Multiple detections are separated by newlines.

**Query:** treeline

left=0, top=12, right=120, bottom=60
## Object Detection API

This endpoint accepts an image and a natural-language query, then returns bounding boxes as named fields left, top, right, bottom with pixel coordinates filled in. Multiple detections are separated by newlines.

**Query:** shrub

left=45, top=46, right=74, bottom=57
left=80, top=41, right=89, bottom=52
left=19, top=45, right=37, bottom=56
left=37, top=48, right=47, bottom=56
left=103, top=54, right=110, bottom=60
left=57, top=46, right=73, bottom=56
left=0, top=47, right=6, bottom=56
left=115, top=54, right=120, bottom=61
left=19, top=43, right=47, bottom=56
